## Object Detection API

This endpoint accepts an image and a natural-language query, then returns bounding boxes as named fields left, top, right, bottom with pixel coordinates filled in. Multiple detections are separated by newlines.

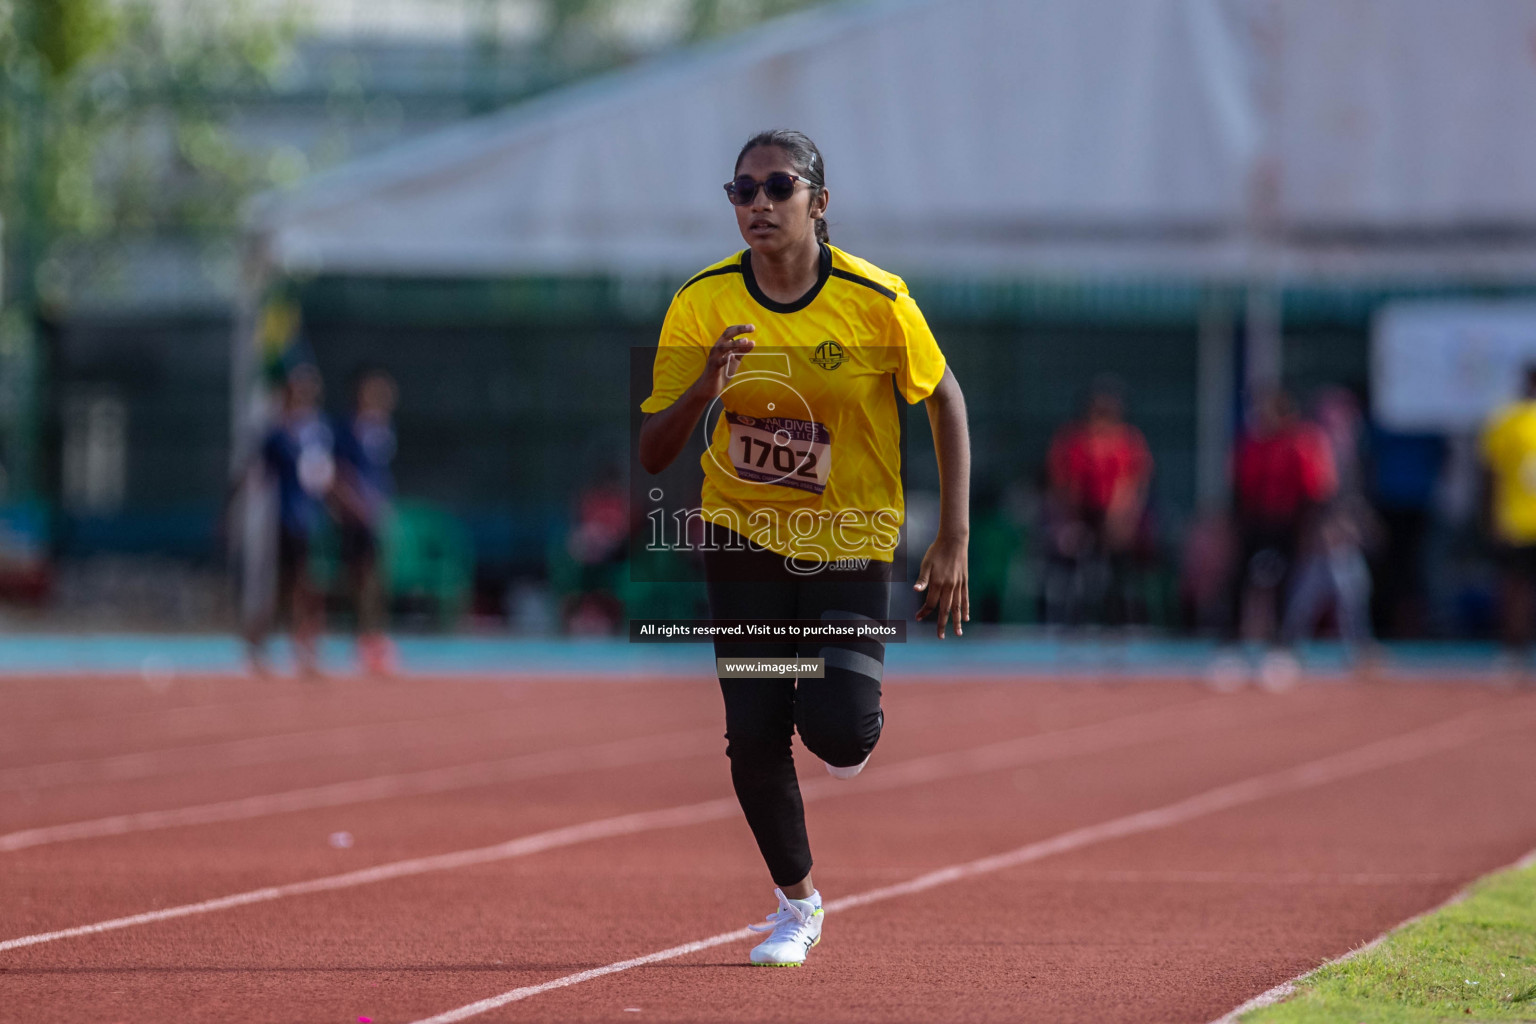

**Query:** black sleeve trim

left=679, top=261, right=744, bottom=294
left=829, top=268, right=898, bottom=301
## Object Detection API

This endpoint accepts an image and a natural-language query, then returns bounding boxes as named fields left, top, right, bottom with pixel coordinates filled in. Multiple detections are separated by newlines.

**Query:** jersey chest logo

left=811, top=340, right=845, bottom=370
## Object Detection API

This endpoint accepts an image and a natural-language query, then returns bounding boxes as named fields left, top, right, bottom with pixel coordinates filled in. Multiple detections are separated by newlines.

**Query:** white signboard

left=1373, top=301, right=1536, bottom=431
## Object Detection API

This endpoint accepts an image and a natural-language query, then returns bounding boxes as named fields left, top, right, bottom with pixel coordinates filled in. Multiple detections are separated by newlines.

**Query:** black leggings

left=703, top=527, right=890, bottom=887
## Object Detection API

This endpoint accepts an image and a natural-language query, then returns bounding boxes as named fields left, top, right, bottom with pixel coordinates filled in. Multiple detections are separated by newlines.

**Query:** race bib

left=724, top=412, right=831, bottom=494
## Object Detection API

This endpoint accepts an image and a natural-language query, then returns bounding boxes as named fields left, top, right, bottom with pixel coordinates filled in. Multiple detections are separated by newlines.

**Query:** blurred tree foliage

left=0, top=0, right=298, bottom=297
left=545, top=0, right=822, bottom=43
left=0, top=0, right=300, bottom=500
left=679, top=0, right=824, bottom=42
left=0, top=0, right=826, bottom=302
left=0, top=0, right=824, bottom=501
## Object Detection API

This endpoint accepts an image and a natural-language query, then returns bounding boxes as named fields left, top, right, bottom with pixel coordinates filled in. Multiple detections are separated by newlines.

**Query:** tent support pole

left=1196, top=290, right=1236, bottom=510
left=1244, top=283, right=1283, bottom=394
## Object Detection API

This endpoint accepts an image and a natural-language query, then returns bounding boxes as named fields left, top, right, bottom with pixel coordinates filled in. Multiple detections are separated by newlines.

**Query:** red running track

left=2, top=673, right=1535, bottom=1023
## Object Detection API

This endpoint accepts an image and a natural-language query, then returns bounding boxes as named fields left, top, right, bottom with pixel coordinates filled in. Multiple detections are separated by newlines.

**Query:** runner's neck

left=750, top=240, right=823, bottom=304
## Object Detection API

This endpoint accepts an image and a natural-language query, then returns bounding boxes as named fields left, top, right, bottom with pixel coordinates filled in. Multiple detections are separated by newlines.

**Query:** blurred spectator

left=335, top=367, right=399, bottom=674
left=1043, top=378, right=1153, bottom=626
left=1368, top=424, right=1447, bottom=638
left=1180, top=509, right=1235, bottom=635
left=1432, top=433, right=1489, bottom=638
left=1280, top=387, right=1376, bottom=654
left=1478, top=364, right=1536, bottom=660
left=1226, top=389, right=1336, bottom=650
left=967, top=481, right=1024, bottom=624
left=245, top=364, right=335, bottom=676
left=562, top=463, right=629, bottom=634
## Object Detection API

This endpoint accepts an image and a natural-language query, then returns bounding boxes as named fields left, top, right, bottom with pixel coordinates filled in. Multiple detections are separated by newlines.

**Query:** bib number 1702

left=739, top=434, right=819, bottom=476
left=725, top=412, right=831, bottom=495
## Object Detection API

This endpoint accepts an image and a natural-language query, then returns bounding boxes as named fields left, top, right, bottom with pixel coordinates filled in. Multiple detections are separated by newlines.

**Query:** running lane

left=4, top=681, right=1533, bottom=1022
left=0, top=680, right=1210, bottom=934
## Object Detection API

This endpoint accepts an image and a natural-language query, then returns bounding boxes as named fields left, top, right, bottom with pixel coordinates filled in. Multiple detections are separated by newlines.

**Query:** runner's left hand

left=914, top=534, right=969, bottom=638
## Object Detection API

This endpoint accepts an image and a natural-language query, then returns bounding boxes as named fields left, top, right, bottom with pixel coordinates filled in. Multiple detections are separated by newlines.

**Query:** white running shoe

left=825, top=753, right=870, bottom=779
left=747, top=888, right=823, bottom=966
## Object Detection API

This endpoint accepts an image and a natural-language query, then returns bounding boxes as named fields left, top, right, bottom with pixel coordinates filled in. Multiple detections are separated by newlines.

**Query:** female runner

left=639, top=129, right=970, bottom=966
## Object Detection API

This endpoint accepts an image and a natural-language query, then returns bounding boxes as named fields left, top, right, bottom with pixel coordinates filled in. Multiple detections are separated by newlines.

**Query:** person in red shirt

left=1044, top=380, right=1153, bottom=625
left=1226, top=389, right=1337, bottom=646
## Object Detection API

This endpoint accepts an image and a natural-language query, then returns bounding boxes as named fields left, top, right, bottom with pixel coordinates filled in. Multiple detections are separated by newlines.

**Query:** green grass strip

left=1243, top=856, right=1536, bottom=1023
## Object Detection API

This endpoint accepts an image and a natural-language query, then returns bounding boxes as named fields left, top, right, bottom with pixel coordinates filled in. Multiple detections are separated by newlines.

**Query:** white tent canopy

left=252, top=0, right=1536, bottom=283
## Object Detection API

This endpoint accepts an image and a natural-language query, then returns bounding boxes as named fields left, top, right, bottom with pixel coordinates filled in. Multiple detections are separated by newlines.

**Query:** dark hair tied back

left=735, top=128, right=829, bottom=244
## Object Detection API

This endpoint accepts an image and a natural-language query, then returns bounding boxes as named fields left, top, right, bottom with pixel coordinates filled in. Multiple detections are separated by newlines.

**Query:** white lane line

left=410, top=927, right=760, bottom=1023
left=0, top=688, right=306, bottom=734
left=403, top=700, right=1536, bottom=1024
left=0, top=702, right=570, bottom=792
left=1015, top=870, right=1456, bottom=886
left=0, top=694, right=1236, bottom=852
left=0, top=695, right=1233, bottom=952
left=0, top=796, right=741, bottom=955
left=0, top=729, right=723, bottom=852
left=1207, top=845, right=1536, bottom=1024
left=795, top=695, right=1244, bottom=802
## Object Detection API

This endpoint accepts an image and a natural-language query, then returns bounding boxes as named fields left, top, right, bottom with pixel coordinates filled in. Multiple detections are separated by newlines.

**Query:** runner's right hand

left=693, top=325, right=755, bottom=401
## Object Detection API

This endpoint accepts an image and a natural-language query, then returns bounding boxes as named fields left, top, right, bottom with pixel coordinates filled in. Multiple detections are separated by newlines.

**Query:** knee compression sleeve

left=796, top=609, right=885, bottom=768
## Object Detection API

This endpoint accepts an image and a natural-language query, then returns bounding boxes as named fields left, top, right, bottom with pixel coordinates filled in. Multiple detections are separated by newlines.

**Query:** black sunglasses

left=723, top=172, right=816, bottom=206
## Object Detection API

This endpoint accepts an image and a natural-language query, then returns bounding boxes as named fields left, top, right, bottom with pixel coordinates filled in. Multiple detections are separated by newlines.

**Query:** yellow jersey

left=641, top=243, right=947, bottom=562
left=1482, top=400, right=1536, bottom=545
